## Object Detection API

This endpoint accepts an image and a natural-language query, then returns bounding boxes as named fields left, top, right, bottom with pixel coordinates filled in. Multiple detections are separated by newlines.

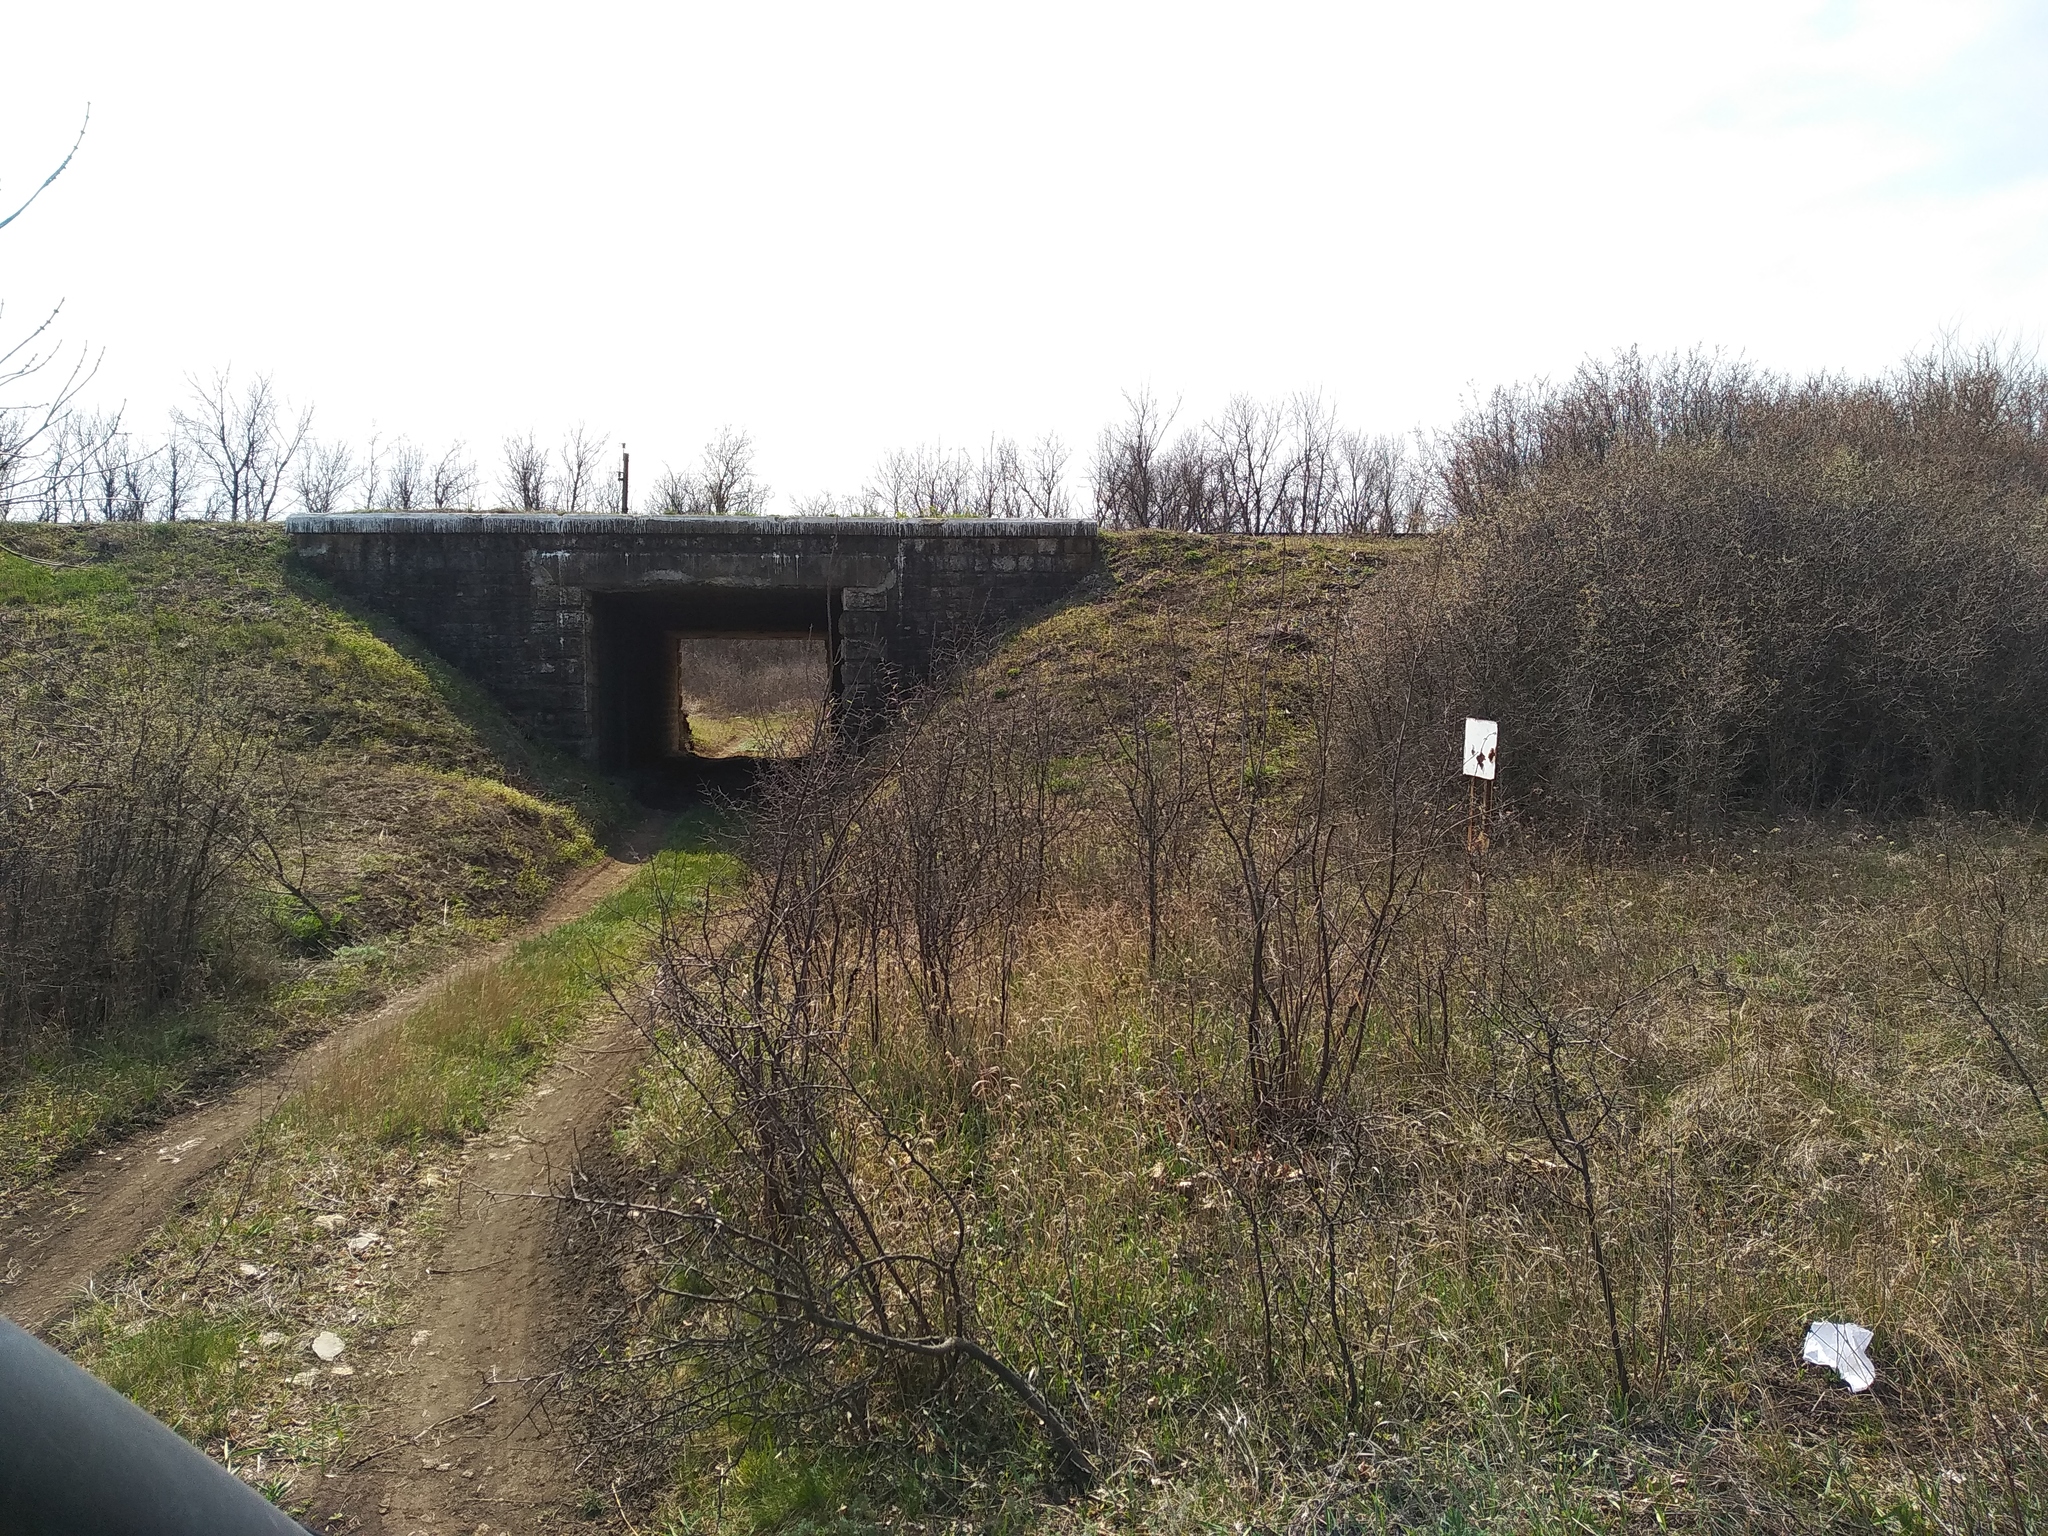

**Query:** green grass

left=0, top=542, right=133, bottom=604
left=0, top=1005, right=237, bottom=1188
left=87, top=1310, right=249, bottom=1442
left=0, top=522, right=631, bottom=1184
left=288, top=808, right=741, bottom=1144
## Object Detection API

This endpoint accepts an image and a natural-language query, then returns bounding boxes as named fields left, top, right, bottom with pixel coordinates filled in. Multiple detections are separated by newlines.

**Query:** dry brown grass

left=599, top=533, right=2048, bottom=1532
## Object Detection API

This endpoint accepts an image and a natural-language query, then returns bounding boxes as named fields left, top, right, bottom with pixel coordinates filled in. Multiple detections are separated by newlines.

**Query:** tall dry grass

left=591, top=366, right=2048, bottom=1526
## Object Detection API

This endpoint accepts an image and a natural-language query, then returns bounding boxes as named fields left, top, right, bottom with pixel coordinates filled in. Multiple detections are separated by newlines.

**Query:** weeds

left=289, top=820, right=737, bottom=1144
left=591, top=534, right=2048, bottom=1531
left=0, top=522, right=612, bottom=1175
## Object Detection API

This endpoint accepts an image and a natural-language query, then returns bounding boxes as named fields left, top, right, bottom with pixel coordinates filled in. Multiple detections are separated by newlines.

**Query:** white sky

left=3, top=0, right=2046, bottom=510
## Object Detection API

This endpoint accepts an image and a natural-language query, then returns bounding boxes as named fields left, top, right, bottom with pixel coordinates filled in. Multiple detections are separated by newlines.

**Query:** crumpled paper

left=1802, top=1319, right=1875, bottom=1392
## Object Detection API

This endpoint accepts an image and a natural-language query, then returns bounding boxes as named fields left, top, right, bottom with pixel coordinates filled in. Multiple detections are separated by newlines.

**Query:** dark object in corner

left=0, top=1316, right=308, bottom=1534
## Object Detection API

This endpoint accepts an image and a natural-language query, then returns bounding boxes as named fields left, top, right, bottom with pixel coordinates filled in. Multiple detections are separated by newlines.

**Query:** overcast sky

left=4, top=1, right=2046, bottom=509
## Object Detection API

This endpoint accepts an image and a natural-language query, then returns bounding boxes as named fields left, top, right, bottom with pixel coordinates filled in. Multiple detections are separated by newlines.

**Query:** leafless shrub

left=499, top=431, right=551, bottom=511
left=650, top=427, right=770, bottom=516
left=1199, top=636, right=1434, bottom=1134
left=172, top=369, right=312, bottom=522
left=558, top=425, right=609, bottom=512
left=380, top=437, right=427, bottom=510
left=574, top=741, right=1094, bottom=1485
left=1920, top=828, right=2048, bottom=1123
left=1360, top=344, right=2048, bottom=830
left=1489, top=978, right=1638, bottom=1400
left=293, top=437, right=357, bottom=516
left=868, top=682, right=1068, bottom=1050
left=421, top=441, right=474, bottom=510
left=1095, top=677, right=1197, bottom=977
left=0, top=669, right=266, bottom=1056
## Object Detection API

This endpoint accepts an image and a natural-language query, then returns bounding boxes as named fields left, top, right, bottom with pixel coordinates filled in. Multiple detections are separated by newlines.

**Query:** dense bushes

left=1353, top=346, right=2048, bottom=829
left=0, top=669, right=262, bottom=1056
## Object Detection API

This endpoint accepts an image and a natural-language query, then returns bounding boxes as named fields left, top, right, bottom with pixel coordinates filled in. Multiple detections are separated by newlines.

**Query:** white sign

left=1463, top=718, right=1499, bottom=780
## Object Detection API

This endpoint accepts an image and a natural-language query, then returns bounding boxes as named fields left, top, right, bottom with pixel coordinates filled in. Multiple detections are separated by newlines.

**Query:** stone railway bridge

left=285, top=513, right=1100, bottom=768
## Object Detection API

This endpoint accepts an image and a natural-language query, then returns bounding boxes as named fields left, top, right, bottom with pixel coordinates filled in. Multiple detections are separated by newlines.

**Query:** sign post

left=1462, top=717, right=1498, bottom=923
left=1462, top=716, right=1498, bottom=851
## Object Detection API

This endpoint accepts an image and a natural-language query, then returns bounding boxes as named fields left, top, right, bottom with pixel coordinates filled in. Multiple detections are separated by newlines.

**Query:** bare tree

left=1211, top=394, right=1290, bottom=535
left=383, top=437, right=427, bottom=511
left=429, top=441, right=477, bottom=509
left=653, top=427, right=770, bottom=516
left=695, top=426, right=767, bottom=514
left=968, top=434, right=1071, bottom=519
left=151, top=433, right=197, bottom=521
left=1157, top=434, right=1221, bottom=531
left=357, top=431, right=385, bottom=512
left=500, top=431, right=551, bottom=510
left=77, top=412, right=144, bottom=522
left=31, top=408, right=124, bottom=521
left=1335, top=430, right=1416, bottom=535
left=972, top=436, right=1027, bottom=519
left=294, top=438, right=357, bottom=516
left=1288, top=392, right=1341, bottom=533
left=0, top=111, right=94, bottom=520
left=558, top=424, right=607, bottom=511
left=1092, top=389, right=1173, bottom=527
left=173, top=369, right=312, bottom=522
left=1022, top=431, right=1072, bottom=518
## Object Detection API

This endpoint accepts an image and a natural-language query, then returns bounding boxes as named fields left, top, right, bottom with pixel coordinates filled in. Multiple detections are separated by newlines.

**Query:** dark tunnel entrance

left=590, top=587, right=838, bottom=775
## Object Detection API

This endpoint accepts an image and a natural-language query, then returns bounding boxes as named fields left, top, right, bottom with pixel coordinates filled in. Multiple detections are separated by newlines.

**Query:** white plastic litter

left=311, top=1331, right=346, bottom=1362
left=1802, top=1319, right=1876, bottom=1392
left=346, top=1230, right=383, bottom=1255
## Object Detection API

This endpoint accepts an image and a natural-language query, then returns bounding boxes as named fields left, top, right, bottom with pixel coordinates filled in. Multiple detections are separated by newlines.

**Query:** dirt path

left=318, top=1004, right=645, bottom=1535
left=0, top=818, right=669, bottom=1336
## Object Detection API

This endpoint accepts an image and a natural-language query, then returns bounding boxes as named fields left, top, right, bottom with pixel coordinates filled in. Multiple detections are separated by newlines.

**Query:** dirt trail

left=319, top=1005, right=643, bottom=1535
left=0, top=818, right=668, bottom=1335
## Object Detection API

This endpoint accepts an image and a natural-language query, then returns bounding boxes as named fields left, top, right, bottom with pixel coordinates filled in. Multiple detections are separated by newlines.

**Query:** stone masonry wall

left=285, top=513, right=1098, bottom=761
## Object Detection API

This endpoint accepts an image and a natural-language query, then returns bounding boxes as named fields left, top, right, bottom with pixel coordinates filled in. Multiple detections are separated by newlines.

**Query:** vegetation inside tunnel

left=588, top=586, right=836, bottom=775
left=671, top=631, right=830, bottom=760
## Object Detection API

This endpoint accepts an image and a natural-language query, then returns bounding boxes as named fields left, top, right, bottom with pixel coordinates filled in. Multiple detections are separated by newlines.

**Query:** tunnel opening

left=590, top=587, right=838, bottom=780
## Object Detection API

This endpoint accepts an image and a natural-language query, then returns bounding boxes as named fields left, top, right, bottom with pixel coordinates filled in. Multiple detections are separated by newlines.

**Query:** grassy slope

left=0, top=522, right=632, bottom=1189
left=617, top=532, right=2048, bottom=1534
